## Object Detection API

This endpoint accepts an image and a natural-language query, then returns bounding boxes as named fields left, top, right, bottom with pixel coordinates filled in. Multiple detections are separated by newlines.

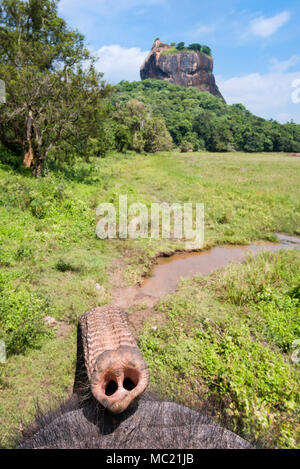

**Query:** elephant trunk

left=74, top=306, right=149, bottom=414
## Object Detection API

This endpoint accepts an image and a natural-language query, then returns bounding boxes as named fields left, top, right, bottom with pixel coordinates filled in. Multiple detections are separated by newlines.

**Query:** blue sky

left=58, top=0, right=300, bottom=123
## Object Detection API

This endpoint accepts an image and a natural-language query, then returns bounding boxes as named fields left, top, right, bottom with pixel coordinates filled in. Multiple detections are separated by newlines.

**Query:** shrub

left=142, top=117, right=173, bottom=152
left=188, top=43, right=202, bottom=52
left=201, top=45, right=212, bottom=56
left=0, top=274, right=52, bottom=356
left=0, top=144, right=22, bottom=169
left=55, top=258, right=83, bottom=273
left=115, top=124, right=133, bottom=153
left=180, top=140, right=193, bottom=152
left=255, top=293, right=300, bottom=352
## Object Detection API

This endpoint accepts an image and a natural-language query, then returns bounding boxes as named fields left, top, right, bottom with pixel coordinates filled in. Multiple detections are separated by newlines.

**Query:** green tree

left=0, top=0, right=112, bottom=175
left=113, top=99, right=147, bottom=149
left=201, top=45, right=212, bottom=56
left=209, top=120, right=233, bottom=151
left=240, top=128, right=265, bottom=152
left=114, top=124, right=132, bottom=153
left=188, top=43, right=202, bottom=52
left=113, top=98, right=173, bottom=153
left=142, top=117, right=173, bottom=153
left=176, top=42, right=185, bottom=50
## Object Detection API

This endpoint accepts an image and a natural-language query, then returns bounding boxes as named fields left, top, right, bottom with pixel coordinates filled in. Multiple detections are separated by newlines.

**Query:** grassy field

left=0, top=151, right=299, bottom=448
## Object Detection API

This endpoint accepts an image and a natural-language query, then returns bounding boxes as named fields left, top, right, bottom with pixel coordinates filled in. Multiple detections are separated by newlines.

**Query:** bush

left=180, top=140, right=193, bottom=152
left=201, top=45, right=212, bottom=56
left=0, top=274, right=52, bottom=356
left=0, top=144, right=22, bottom=169
left=255, top=293, right=300, bottom=352
left=115, top=124, right=133, bottom=153
left=142, top=117, right=173, bottom=152
left=55, top=258, right=83, bottom=273
left=188, top=43, right=202, bottom=52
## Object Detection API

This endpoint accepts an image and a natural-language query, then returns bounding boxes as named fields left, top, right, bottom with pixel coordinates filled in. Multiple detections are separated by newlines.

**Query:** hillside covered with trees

left=112, top=79, right=300, bottom=154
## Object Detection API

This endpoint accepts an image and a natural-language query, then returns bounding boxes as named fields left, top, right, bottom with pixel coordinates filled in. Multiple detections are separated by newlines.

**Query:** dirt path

left=108, top=258, right=158, bottom=337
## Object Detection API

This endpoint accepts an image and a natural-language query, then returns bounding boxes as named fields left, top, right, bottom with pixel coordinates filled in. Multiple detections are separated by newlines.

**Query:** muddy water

left=140, top=234, right=300, bottom=298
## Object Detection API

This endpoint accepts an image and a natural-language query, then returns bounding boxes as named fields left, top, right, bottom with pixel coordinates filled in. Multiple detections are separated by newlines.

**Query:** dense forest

left=1, top=0, right=300, bottom=173
left=113, top=80, right=300, bottom=154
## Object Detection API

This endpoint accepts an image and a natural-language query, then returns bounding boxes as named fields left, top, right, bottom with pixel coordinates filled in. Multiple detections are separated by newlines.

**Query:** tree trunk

left=32, top=143, right=54, bottom=177
left=23, top=108, right=35, bottom=168
left=23, top=140, right=34, bottom=167
left=33, top=159, right=43, bottom=177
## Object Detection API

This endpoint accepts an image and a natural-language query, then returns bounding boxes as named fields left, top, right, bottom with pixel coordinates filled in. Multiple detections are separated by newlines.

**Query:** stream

left=140, top=233, right=300, bottom=298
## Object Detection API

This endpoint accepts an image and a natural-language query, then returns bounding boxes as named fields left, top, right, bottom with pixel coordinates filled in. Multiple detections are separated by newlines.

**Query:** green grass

left=160, top=47, right=195, bottom=56
left=139, top=250, right=300, bottom=448
left=0, top=271, right=53, bottom=355
left=0, top=150, right=299, bottom=447
left=0, top=333, right=76, bottom=447
left=160, top=47, right=211, bottom=57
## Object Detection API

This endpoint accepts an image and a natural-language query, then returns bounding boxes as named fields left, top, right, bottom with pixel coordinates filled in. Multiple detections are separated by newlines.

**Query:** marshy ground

left=0, top=151, right=299, bottom=448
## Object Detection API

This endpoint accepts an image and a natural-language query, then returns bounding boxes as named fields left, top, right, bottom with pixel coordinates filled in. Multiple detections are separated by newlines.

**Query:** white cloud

left=190, top=25, right=215, bottom=37
left=93, top=45, right=148, bottom=84
left=275, top=113, right=294, bottom=124
left=95, top=45, right=300, bottom=122
left=270, top=55, right=300, bottom=73
left=217, top=71, right=300, bottom=123
left=94, top=46, right=300, bottom=123
left=250, top=11, right=290, bottom=38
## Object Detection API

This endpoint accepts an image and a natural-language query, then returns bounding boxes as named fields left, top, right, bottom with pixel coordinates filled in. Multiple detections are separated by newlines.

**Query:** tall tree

left=0, top=0, right=112, bottom=175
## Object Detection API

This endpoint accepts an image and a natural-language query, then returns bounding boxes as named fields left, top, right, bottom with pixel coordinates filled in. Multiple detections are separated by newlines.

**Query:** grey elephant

left=18, top=306, right=253, bottom=449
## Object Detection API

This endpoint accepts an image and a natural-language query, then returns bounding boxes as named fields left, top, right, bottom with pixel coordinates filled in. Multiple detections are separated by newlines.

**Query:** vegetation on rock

left=161, top=42, right=212, bottom=56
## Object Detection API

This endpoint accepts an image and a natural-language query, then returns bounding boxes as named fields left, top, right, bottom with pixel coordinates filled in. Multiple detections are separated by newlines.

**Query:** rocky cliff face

left=140, top=39, right=224, bottom=99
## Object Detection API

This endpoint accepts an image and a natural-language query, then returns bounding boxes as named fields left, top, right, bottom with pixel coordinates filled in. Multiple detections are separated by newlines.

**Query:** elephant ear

left=74, top=306, right=149, bottom=414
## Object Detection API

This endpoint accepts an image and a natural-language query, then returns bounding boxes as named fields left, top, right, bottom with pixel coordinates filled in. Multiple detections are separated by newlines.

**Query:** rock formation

left=140, top=39, right=224, bottom=99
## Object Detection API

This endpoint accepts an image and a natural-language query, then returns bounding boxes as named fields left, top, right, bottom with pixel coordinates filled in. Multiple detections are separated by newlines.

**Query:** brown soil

left=43, top=316, right=72, bottom=338
left=108, top=258, right=158, bottom=338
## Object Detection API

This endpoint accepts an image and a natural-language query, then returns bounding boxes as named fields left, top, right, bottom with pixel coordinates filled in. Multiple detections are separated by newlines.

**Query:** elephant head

left=18, top=306, right=253, bottom=449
